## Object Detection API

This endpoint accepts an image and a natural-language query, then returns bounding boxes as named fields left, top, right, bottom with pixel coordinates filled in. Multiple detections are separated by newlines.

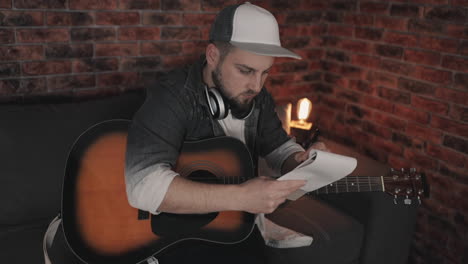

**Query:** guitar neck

left=310, top=176, right=385, bottom=195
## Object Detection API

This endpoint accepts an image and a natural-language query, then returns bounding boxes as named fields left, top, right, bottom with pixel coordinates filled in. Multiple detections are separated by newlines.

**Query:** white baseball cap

left=209, top=2, right=301, bottom=60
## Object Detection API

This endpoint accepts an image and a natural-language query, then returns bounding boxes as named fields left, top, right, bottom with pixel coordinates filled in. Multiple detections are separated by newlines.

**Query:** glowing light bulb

left=290, top=97, right=313, bottom=130
left=297, top=98, right=312, bottom=121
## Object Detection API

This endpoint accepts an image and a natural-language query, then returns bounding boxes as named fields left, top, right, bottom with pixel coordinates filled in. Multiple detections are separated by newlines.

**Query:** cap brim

left=230, top=41, right=302, bottom=60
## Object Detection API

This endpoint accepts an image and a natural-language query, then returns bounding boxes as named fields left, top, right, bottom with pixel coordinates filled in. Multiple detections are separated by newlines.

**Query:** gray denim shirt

left=125, top=57, right=292, bottom=211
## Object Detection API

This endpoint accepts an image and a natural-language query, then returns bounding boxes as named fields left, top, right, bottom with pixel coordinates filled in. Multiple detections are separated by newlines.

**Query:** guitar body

left=62, top=120, right=256, bottom=264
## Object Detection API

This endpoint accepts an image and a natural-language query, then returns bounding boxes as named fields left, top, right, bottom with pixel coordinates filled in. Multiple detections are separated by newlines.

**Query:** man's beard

left=211, top=66, right=254, bottom=119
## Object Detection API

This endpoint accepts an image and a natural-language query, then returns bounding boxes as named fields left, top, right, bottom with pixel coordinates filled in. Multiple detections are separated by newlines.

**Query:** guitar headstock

left=383, top=168, right=429, bottom=205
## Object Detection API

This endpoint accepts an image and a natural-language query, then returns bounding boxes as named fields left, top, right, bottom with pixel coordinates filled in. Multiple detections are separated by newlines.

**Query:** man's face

left=212, top=47, right=274, bottom=117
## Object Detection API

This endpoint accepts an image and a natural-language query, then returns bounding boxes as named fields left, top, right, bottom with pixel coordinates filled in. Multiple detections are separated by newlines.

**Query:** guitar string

left=190, top=177, right=414, bottom=183
left=190, top=175, right=417, bottom=194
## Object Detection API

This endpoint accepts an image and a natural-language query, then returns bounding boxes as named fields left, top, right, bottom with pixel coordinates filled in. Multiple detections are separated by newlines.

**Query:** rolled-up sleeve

left=125, top=81, right=188, bottom=212
left=126, top=163, right=178, bottom=214
left=264, top=138, right=304, bottom=176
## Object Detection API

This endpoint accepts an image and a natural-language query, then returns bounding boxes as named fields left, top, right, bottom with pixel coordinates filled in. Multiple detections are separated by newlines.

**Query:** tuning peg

left=394, top=195, right=398, bottom=205
left=417, top=196, right=421, bottom=205
left=404, top=196, right=412, bottom=205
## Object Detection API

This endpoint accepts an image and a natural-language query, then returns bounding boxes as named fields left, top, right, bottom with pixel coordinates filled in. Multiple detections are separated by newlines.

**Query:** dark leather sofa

left=0, top=91, right=419, bottom=264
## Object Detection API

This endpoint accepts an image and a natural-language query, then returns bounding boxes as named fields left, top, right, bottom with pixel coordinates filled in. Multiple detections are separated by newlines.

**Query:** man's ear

left=205, top=43, right=220, bottom=67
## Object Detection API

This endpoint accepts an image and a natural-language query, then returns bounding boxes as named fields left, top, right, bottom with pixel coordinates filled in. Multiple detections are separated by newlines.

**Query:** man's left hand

left=294, top=141, right=330, bottom=163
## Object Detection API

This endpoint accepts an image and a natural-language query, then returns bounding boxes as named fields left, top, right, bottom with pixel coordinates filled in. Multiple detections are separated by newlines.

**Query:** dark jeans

left=265, top=196, right=364, bottom=264
left=157, top=227, right=267, bottom=264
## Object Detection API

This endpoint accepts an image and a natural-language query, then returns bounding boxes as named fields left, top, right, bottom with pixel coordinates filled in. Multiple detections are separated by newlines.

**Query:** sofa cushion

left=0, top=220, right=49, bottom=263
left=0, top=91, right=144, bottom=226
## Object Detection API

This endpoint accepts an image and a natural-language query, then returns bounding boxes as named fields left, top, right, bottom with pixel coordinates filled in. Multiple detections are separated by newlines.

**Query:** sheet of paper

left=277, top=150, right=357, bottom=200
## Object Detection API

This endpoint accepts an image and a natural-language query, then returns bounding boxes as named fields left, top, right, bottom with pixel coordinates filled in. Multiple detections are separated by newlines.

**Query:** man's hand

left=237, top=176, right=306, bottom=214
left=294, top=141, right=330, bottom=163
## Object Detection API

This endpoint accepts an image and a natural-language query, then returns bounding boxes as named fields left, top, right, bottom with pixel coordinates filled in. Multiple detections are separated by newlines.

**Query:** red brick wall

left=0, top=0, right=322, bottom=102
left=314, top=1, right=468, bottom=264
left=0, top=0, right=218, bottom=101
left=1, top=0, right=467, bottom=263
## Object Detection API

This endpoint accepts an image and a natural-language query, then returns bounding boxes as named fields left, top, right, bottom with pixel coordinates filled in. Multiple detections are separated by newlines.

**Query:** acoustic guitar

left=62, top=119, right=427, bottom=264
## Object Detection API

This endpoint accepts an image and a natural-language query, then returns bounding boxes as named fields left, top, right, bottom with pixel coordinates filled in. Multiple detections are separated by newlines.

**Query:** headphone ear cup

left=206, top=88, right=229, bottom=120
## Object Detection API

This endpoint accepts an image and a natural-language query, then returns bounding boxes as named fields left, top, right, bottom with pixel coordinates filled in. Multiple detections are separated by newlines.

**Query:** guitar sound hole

left=188, top=170, right=220, bottom=184
left=151, top=170, right=220, bottom=237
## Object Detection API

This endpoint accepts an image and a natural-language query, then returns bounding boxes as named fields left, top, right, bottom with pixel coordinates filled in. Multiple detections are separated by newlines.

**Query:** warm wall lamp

left=290, top=97, right=313, bottom=130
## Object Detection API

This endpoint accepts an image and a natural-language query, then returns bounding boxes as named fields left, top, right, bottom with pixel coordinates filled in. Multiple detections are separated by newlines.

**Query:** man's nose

left=248, top=74, right=263, bottom=92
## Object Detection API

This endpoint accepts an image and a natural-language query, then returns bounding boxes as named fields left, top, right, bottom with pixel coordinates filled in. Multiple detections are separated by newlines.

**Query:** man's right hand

left=237, top=176, right=306, bottom=214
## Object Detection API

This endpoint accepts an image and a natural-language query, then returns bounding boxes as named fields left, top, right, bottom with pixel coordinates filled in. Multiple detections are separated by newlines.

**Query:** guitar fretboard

left=311, top=176, right=384, bottom=195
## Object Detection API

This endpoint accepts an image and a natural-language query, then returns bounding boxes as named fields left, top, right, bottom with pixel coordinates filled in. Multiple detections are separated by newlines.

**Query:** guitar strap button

left=146, top=256, right=159, bottom=264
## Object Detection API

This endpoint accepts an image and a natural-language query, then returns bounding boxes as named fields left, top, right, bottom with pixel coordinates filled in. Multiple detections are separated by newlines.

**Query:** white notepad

left=277, top=150, right=357, bottom=200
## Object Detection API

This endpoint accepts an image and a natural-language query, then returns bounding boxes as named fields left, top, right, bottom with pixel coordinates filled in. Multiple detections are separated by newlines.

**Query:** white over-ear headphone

left=205, top=86, right=229, bottom=120
left=205, top=86, right=256, bottom=120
